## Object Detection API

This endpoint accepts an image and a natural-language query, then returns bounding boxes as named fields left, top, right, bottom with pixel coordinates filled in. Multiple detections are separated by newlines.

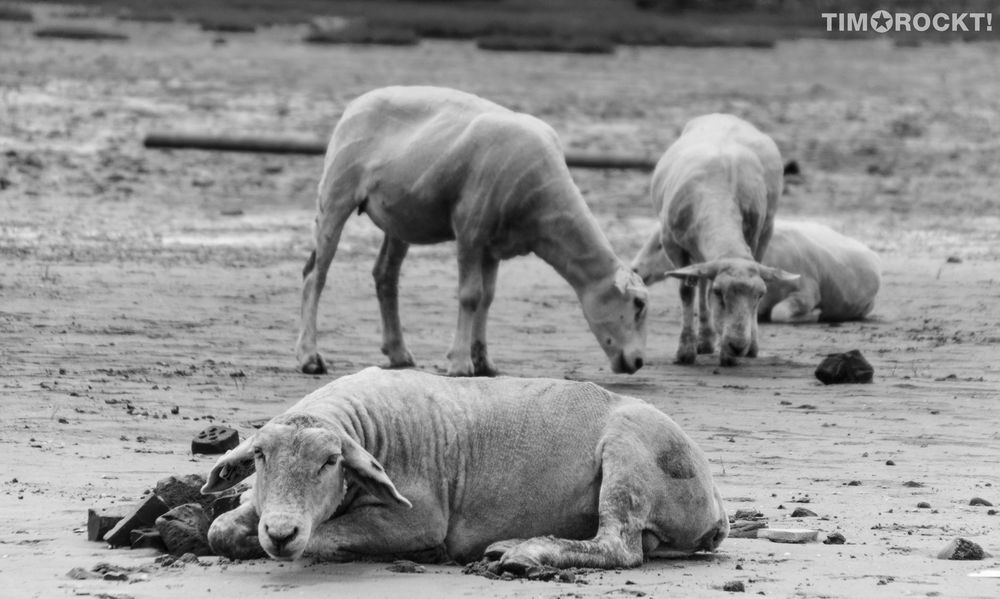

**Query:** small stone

left=191, top=425, right=239, bottom=455
left=988, top=509, right=997, bottom=516
left=791, top=507, right=817, bottom=518
left=87, top=505, right=128, bottom=542
left=917, top=502, right=931, bottom=509
left=387, top=560, right=426, bottom=574
left=758, top=528, right=818, bottom=543
left=937, top=538, right=990, bottom=560
left=846, top=480, right=862, bottom=486
left=902, top=480, right=924, bottom=488
left=155, top=503, right=213, bottom=556
left=103, top=495, right=170, bottom=547
left=946, top=256, right=962, bottom=264
left=155, top=473, right=211, bottom=510
left=729, top=520, right=768, bottom=538
left=823, top=532, right=847, bottom=545
left=210, top=494, right=243, bottom=520
left=886, top=460, right=896, bottom=466
left=66, top=567, right=99, bottom=580
left=723, top=580, right=746, bottom=592
left=130, top=527, right=167, bottom=551
left=733, top=508, right=764, bottom=520
left=970, top=497, right=994, bottom=507
left=815, top=349, right=874, bottom=385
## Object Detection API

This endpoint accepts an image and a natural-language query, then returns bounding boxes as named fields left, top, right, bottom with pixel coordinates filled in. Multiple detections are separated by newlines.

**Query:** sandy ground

left=2, top=7, right=1000, bottom=599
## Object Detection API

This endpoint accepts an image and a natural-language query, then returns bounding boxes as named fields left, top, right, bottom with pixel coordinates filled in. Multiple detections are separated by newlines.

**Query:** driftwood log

left=143, top=132, right=658, bottom=171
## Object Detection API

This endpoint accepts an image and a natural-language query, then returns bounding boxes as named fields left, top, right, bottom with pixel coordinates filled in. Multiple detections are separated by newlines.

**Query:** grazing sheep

left=630, top=113, right=797, bottom=366
left=296, top=86, right=648, bottom=377
left=202, top=367, right=729, bottom=571
left=758, top=220, right=881, bottom=323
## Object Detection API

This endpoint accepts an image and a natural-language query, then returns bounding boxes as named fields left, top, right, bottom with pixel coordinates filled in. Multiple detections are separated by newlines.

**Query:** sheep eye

left=323, top=455, right=340, bottom=468
left=633, top=298, right=647, bottom=322
left=253, top=448, right=265, bottom=463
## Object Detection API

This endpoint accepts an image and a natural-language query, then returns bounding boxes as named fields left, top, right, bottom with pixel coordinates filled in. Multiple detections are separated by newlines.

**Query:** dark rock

left=970, top=497, right=994, bottom=507
left=729, top=520, right=767, bottom=538
left=886, top=460, right=896, bottom=466
left=733, top=508, right=765, bottom=520
left=937, top=538, right=990, bottom=560
left=791, top=507, right=817, bottom=518
left=815, top=350, right=874, bottom=385
left=130, top=527, right=167, bottom=551
left=155, top=473, right=211, bottom=510
left=87, top=505, right=128, bottom=542
left=946, top=255, right=962, bottom=264
left=903, top=480, right=924, bottom=488
left=917, top=502, right=931, bottom=508
left=210, top=493, right=243, bottom=520
left=155, top=503, right=213, bottom=556
left=103, top=495, right=170, bottom=547
left=191, top=425, right=239, bottom=454
left=823, top=532, right=847, bottom=545
left=723, top=580, right=746, bottom=592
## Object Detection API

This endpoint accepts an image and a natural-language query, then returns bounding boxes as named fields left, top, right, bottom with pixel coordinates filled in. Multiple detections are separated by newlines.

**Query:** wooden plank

left=143, top=132, right=657, bottom=171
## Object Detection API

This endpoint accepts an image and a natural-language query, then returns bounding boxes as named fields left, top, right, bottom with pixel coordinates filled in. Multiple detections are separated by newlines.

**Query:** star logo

left=871, top=10, right=893, bottom=33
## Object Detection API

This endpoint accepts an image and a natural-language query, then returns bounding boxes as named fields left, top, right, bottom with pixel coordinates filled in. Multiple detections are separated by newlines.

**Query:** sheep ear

left=340, top=436, right=412, bottom=508
left=664, top=263, right=712, bottom=282
left=759, top=265, right=800, bottom=283
left=201, top=437, right=256, bottom=494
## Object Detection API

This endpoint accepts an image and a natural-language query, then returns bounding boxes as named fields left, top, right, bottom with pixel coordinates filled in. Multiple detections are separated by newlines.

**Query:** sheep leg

left=295, top=201, right=355, bottom=375
left=446, top=245, right=485, bottom=376
left=206, top=502, right=268, bottom=560
left=373, top=234, right=415, bottom=368
left=305, top=498, right=447, bottom=562
left=487, top=435, right=650, bottom=572
left=696, top=278, right=716, bottom=354
left=470, top=254, right=499, bottom=377
left=675, top=278, right=698, bottom=365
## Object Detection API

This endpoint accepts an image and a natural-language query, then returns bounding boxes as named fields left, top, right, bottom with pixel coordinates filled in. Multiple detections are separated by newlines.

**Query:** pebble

left=937, top=538, right=990, bottom=560
left=723, top=580, right=746, bottom=592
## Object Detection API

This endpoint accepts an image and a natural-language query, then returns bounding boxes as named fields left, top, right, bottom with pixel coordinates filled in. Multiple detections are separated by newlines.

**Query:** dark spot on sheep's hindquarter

left=657, top=448, right=697, bottom=479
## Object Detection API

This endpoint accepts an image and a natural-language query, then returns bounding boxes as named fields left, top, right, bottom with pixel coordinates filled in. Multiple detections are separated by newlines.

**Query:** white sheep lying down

left=296, top=85, right=648, bottom=378
left=758, top=220, right=881, bottom=323
left=202, top=367, right=728, bottom=571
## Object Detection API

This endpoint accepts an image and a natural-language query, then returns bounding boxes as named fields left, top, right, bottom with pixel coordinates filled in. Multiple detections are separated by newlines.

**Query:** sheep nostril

left=265, top=525, right=299, bottom=550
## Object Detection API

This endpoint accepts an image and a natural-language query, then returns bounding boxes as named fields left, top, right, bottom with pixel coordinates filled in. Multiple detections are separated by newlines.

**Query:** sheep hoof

left=300, top=354, right=328, bottom=375
left=675, top=349, right=696, bottom=365
left=446, top=359, right=476, bottom=377
left=385, top=349, right=416, bottom=369
left=719, top=354, right=740, bottom=367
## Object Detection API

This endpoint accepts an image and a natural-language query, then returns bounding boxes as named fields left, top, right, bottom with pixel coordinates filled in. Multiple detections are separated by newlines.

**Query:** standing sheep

left=630, top=114, right=797, bottom=366
left=296, top=86, right=648, bottom=377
